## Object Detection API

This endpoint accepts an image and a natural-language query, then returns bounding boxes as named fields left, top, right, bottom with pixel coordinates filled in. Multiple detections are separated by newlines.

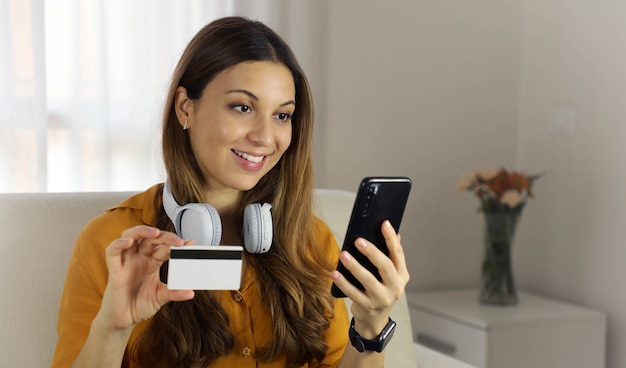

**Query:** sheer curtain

left=0, top=0, right=291, bottom=193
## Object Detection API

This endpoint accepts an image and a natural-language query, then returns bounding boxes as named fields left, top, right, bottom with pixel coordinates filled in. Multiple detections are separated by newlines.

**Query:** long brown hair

left=131, top=16, right=335, bottom=367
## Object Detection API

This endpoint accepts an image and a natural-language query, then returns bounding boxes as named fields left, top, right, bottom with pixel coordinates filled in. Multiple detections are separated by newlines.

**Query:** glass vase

left=480, top=211, right=520, bottom=306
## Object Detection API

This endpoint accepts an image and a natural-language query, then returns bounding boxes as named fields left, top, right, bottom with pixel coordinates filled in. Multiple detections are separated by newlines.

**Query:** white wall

left=304, top=1, right=624, bottom=367
left=319, top=1, right=524, bottom=290
left=516, top=1, right=626, bottom=367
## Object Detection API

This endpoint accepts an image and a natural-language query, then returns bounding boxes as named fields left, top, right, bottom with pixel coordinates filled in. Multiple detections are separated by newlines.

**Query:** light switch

left=549, top=108, right=577, bottom=136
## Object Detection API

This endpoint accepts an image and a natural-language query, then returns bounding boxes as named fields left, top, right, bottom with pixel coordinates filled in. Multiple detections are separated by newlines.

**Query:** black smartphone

left=331, top=176, right=412, bottom=298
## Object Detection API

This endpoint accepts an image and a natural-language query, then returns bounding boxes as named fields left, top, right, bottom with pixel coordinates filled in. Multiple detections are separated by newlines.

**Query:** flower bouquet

left=458, top=168, right=542, bottom=305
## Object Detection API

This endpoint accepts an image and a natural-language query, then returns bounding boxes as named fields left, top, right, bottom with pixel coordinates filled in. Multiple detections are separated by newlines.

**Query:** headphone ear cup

left=178, top=203, right=222, bottom=245
left=242, top=203, right=273, bottom=254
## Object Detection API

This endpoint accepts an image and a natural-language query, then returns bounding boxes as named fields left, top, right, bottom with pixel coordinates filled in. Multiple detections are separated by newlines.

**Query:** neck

left=219, top=212, right=242, bottom=246
left=204, top=189, right=244, bottom=246
left=205, top=187, right=242, bottom=213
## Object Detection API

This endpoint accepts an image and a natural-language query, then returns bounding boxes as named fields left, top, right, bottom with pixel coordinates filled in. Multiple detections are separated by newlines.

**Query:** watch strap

left=349, top=317, right=396, bottom=353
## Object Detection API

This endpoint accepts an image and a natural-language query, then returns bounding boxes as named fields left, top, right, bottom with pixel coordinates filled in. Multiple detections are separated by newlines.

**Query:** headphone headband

left=161, top=179, right=272, bottom=254
left=162, top=180, right=180, bottom=228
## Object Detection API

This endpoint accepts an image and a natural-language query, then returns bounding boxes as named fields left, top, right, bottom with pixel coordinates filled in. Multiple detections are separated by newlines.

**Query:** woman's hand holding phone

left=331, top=177, right=411, bottom=298
left=331, top=219, right=410, bottom=337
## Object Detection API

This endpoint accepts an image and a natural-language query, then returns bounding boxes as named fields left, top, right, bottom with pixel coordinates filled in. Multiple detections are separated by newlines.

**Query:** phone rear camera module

left=361, top=184, right=381, bottom=217
left=368, top=184, right=381, bottom=195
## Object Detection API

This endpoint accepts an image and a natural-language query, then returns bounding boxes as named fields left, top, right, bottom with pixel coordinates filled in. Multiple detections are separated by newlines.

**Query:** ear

left=174, top=86, right=192, bottom=129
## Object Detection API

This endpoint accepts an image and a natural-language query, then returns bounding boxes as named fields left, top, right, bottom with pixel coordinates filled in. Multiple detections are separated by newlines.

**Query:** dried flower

left=458, top=167, right=543, bottom=212
left=500, top=190, right=523, bottom=208
left=473, top=168, right=499, bottom=181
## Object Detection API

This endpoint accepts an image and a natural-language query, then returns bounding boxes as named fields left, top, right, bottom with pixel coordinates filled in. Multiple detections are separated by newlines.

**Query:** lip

left=232, top=149, right=269, bottom=171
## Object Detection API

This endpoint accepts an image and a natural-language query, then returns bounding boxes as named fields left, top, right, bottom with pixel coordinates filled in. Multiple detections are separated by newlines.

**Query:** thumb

left=159, top=288, right=195, bottom=305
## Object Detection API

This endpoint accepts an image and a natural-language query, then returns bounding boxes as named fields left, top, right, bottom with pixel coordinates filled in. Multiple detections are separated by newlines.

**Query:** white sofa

left=0, top=188, right=472, bottom=367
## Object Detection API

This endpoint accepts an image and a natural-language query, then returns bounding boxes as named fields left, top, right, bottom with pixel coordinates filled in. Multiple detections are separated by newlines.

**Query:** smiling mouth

left=233, top=149, right=266, bottom=163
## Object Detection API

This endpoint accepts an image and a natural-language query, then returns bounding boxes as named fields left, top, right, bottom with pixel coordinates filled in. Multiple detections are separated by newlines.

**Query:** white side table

left=407, top=289, right=606, bottom=368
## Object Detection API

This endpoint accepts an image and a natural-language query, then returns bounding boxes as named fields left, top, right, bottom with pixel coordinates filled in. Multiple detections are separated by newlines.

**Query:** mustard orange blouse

left=51, top=185, right=349, bottom=367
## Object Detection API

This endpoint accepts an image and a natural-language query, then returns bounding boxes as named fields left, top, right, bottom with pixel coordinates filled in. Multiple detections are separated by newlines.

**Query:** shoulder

left=77, top=184, right=161, bottom=259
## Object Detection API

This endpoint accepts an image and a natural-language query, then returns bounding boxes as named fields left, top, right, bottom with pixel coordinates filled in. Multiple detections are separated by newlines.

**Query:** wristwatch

left=349, top=317, right=396, bottom=353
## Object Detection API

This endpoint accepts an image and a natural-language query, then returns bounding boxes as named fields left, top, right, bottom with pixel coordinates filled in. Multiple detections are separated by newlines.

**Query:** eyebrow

left=226, top=89, right=295, bottom=107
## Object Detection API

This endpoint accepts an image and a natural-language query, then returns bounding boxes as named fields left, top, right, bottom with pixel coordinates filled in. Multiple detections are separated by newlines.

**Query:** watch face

left=378, top=320, right=396, bottom=352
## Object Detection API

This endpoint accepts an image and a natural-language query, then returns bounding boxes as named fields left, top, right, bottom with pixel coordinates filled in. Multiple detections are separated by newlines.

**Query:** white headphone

left=162, top=180, right=273, bottom=254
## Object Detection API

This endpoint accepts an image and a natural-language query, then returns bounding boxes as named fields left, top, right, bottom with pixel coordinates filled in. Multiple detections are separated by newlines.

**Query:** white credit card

left=166, top=245, right=243, bottom=290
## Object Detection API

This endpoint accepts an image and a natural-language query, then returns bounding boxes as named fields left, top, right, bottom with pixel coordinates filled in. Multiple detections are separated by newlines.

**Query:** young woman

left=52, top=16, right=409, bottom=368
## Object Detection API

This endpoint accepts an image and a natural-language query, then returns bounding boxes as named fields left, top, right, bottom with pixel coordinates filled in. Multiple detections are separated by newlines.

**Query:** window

left=0, top=0, right=242, bottom=192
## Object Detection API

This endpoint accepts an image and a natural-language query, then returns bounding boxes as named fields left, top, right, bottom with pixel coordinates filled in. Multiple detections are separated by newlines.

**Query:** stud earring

left=183, top=119, right=189, bottom=130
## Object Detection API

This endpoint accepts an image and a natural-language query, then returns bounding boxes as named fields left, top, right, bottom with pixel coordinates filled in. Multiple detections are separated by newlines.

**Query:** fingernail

left=356, top=238, right=367, bottom=249
left=340, top=251, right=352, bottom=262
left=384, top=220, right=392, bottom=229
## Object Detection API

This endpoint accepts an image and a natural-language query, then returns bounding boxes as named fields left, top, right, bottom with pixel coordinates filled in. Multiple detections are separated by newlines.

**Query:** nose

left=248, top=115, right=273, bottom=146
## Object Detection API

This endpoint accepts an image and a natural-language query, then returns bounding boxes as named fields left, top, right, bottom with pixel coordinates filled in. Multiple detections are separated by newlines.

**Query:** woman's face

left=177, top=61, right=295, bottom=194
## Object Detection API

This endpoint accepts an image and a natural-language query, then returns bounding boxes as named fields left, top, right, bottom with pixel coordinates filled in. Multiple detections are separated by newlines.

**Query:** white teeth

left=234, top=150, right=264, bottom=163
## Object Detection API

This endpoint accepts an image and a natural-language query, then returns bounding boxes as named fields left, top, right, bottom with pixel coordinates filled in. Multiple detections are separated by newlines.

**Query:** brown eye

left=232, top=104, right=252, bottom=113
left=274, top=112, right=292, bottom=122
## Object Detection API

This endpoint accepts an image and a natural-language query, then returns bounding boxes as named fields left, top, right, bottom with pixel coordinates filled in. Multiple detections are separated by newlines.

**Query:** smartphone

left=331, top=176, right=412, bottom=298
